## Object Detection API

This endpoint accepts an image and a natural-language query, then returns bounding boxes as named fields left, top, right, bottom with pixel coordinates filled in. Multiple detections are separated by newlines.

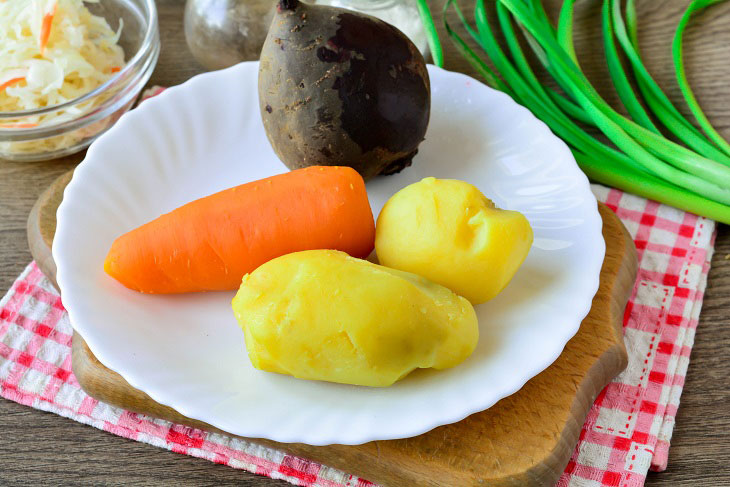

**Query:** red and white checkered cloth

left=0, top=186, right=717, bottom=486
left=559, top=187, right=716, bottom=487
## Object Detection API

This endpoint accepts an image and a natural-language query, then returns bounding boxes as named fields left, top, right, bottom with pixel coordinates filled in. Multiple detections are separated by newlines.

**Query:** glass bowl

left=0, top=0, right=160, bottom=162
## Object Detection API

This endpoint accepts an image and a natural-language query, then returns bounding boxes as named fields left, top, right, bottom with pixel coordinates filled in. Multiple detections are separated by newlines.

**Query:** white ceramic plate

left=54, top=62, right=604, bottom=446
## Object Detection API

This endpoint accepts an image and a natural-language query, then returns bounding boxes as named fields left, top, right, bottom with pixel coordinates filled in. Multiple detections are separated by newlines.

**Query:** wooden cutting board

left=28, top=170, right=637, bottom=487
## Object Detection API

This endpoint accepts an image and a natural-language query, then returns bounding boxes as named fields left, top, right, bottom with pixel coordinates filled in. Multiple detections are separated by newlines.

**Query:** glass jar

left=184, top=0, right=274, bottom=71
left=313, top=0, right=429, bottom=59
left=183, top=0, right=429, bottom=72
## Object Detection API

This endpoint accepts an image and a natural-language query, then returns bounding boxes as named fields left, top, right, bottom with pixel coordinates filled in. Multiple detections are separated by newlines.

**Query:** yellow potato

left=375, top=177, right=533, bottom=304
left=231, top=249, right=478, bottom=387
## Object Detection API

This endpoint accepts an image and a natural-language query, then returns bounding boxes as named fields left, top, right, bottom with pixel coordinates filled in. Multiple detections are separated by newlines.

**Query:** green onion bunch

left=416, top=0, right=730, bottom=224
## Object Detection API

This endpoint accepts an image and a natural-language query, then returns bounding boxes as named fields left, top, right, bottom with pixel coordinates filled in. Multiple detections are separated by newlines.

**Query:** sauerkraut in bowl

left=0, top=0, right=158, bottom=161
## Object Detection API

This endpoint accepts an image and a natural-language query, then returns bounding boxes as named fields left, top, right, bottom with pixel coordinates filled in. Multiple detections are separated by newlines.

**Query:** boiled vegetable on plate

left=258, top=0, right=431, bottom=180
left=376, top=177, right=533, bottom=304
left=231, top=249, right=478, bottom=387
left=104, top=166, right=375, bottom=293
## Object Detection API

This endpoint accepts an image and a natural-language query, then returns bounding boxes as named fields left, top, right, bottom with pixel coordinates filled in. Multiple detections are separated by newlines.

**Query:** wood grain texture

left=29, top=168, right=634, bottom=486
left=1, top=0, right=729, bottom=485
left=26, top=171, right=73, bottom=290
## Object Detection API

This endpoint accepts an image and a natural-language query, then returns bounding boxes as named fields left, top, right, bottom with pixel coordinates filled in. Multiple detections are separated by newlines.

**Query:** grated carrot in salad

left=39, top=1, right=58, bottom=54
left=0, top=77, right=26, bottom=92
left=0, top=123, right=39, bottom=129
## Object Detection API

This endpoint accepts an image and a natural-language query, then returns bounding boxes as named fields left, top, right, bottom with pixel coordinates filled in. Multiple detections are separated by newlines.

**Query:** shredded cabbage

left=0, top=0, right=125, bottom=155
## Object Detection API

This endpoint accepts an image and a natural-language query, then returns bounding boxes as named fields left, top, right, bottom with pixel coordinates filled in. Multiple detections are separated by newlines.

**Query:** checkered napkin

left=0, top=186, right=716, bottom=486
left=557, top=188, right=716, bottom=487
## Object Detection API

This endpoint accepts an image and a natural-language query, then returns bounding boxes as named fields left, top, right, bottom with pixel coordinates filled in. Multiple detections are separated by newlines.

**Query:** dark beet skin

left=258, top=0, right=430, bottom=180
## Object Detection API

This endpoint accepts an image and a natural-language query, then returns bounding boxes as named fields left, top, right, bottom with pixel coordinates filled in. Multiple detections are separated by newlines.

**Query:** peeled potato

left=375, top=177, right=533, bottom=304
left=231, top=249, right=478, bottom=387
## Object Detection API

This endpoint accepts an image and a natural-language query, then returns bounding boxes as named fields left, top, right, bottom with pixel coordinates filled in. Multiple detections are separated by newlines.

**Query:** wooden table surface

left=1, top=1, right=728, bottom=485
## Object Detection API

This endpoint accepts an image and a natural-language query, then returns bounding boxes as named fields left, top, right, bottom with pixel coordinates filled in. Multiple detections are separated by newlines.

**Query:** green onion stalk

left=415, top=0, right=730, bottom=224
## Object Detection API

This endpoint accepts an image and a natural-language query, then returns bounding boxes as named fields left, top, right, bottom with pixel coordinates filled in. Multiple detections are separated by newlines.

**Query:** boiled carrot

left=104, top=166, right=375, bottom=293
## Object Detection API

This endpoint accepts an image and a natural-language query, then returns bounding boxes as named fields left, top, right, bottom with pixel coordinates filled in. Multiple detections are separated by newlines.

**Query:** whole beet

left=258, top=0, right=430, bottom=180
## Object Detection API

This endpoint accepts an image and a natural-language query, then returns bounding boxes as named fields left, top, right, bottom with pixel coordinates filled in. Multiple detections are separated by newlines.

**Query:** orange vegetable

left=0, top=77, right=25, bottom=92
left=110, top=66, right=122, bottom=73
left=0, top=123, right=38, bottom=129
left=104, top=166, right=376, bottom=293
left=39, top=2, right=58, bottom=54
